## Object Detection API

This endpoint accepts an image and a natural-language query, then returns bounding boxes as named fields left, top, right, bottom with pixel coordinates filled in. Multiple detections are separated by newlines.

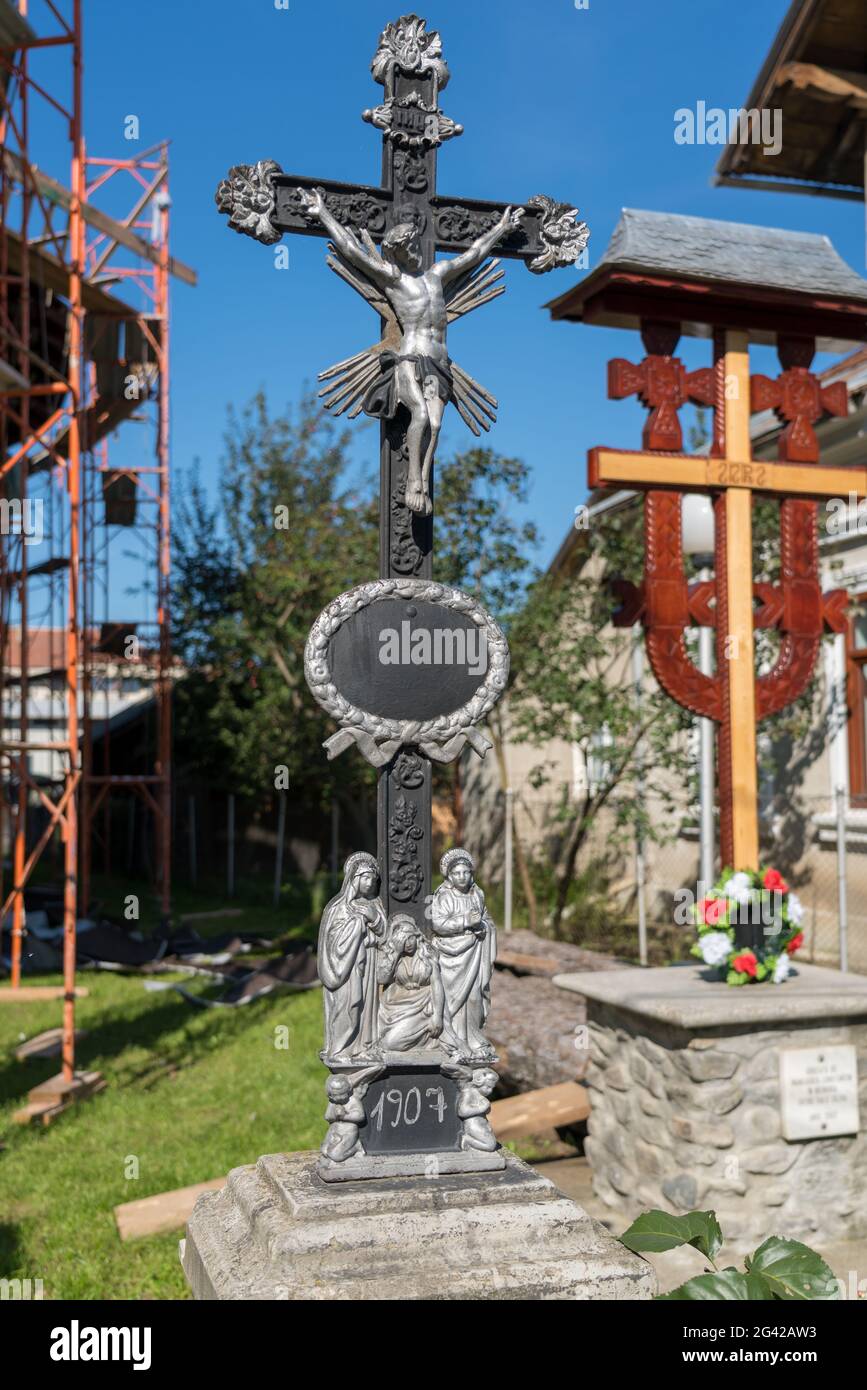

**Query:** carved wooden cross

left=608, top=320, right=716, bottom=452
left=592, top=326, right=862, bottom=873
left=216, top=13, right=587, bottom=925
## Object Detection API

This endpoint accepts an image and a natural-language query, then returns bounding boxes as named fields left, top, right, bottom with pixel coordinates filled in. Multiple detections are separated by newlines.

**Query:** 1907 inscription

left=363, top=1068, right=461, bottom=1154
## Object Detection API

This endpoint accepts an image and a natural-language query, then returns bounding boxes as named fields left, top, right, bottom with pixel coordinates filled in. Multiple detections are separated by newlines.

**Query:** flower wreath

left=691, top=867, right=804, bottom=986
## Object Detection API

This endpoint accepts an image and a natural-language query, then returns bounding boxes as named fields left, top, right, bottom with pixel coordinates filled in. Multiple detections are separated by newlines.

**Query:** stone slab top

left=553, top=962, right=867, bottom=1031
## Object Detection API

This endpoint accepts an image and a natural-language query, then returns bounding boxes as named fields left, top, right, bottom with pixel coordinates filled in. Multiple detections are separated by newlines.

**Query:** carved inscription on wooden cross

left=216, top=13, right=588, bottom=926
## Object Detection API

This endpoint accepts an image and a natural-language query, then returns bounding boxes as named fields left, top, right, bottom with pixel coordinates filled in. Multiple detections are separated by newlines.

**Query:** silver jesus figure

left=299, top=188, right=522, bottom=515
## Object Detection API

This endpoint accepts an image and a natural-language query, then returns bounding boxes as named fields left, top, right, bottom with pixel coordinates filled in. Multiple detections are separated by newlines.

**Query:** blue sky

left=53, top=0, right=867, bottom=572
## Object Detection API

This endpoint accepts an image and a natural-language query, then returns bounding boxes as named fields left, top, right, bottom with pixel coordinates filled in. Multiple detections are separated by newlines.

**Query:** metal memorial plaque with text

left=779, top=1044, right=860, bottom=1141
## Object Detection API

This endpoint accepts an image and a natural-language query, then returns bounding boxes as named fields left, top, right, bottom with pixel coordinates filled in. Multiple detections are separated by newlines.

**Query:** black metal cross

left=216, top=13, right=586, bottom=928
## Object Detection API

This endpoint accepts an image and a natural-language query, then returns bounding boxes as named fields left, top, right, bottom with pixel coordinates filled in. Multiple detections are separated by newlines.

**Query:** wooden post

left=330, top=799, right=339, bottom=893
left=504, top=786, right=513, bottom=933
left=722, top=330, right=759, bottom=872
left=188, top=795, right=197, bottom=888
left=227, top=794, right=235, bottom=899
left=273, top=792, right=286, bottom=909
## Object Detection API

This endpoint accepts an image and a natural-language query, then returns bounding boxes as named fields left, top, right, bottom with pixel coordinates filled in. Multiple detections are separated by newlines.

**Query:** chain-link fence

left=63, top=767, right=867, bottom=977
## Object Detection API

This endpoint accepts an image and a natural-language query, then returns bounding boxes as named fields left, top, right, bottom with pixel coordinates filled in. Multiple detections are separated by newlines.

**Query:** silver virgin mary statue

left=317, top=851, right=387, bottom=1061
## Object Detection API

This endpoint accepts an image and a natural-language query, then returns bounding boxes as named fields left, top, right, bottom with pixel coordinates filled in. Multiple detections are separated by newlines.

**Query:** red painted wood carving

left=750, top=335, right=848, bottom=463
left=605, top=328, right=847, bottom=870
left=608, top=319, right=715, bottom=451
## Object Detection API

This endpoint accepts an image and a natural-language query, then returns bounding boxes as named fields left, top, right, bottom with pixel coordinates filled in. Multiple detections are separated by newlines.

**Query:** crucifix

left=547, top=207, right=867, bottom=924
left=215, top=13, right=586, bottom=1176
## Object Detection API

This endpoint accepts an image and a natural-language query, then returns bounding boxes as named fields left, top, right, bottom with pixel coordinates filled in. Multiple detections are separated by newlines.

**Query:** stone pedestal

left=180, top=1149, right=655, bottom=1300
left=555, top=962, right=867, bottom=1250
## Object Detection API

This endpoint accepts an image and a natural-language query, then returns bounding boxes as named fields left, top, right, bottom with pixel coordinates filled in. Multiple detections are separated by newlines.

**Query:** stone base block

left=180, top=1149, right=656, bottom=1300
left=555, top=962, right=867, bottom=1251
left=318, top=1148, right=505, bottom=1181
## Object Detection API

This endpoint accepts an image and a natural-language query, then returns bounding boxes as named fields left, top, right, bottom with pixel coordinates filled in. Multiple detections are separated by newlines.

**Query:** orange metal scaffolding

left=0, top=0, right=194, bottom=1104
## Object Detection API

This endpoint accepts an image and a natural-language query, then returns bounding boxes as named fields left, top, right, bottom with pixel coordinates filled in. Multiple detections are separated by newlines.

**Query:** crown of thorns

left=383, top=221, right=419, bottom=250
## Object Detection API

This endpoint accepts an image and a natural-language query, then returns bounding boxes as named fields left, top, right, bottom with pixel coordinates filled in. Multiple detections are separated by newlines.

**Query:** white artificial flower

left=787, top=892, right=804, bottom=926
left=773, top=954, right=791, bottom=984
left=722, top=871, right=752, bottom=904
left=699, top=930, right=732, bottom=966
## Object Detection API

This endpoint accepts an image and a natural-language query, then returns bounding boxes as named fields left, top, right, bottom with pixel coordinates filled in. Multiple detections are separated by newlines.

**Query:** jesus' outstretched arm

left=299, top=187, right=395, bottom=289
left=432, top=205, right=524, bottom=288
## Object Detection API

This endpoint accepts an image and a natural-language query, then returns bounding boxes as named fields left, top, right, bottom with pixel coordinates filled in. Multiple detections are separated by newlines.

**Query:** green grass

left=0, top=885, right=328, bottom=1300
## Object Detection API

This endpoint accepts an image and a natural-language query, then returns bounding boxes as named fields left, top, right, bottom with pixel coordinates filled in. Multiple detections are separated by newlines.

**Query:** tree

left=172, top=392, right=377, bottom=822
left=434, top=447, right=541, bottom=924
left=507, top=499, right=695, bottom=938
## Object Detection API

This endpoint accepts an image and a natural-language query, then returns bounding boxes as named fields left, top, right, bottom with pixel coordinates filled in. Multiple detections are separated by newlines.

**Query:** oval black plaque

left=329, top=597, right=485, bottom=720
left=303, top=578, right=510, bottom=766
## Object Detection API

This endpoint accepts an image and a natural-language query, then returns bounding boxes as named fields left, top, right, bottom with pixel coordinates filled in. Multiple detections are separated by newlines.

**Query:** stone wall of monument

left=583, top=1006, right=867, bottom=1249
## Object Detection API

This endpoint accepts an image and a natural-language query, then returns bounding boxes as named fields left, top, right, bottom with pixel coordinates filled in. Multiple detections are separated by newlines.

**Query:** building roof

left=2, top=627, right=160, bottom=673
left=545, top=207, right=867, bottom=349
left=713, top=0, right=867, bottom=198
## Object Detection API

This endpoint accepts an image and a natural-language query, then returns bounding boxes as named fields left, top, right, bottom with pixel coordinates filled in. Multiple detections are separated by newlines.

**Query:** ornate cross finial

left=751, top=335, right=848, bottom=463
left=608, top=320, right=714, bottom=452
left=363, top=12, right=462, bottom=147
left=371, top=14, right=449, bottom=88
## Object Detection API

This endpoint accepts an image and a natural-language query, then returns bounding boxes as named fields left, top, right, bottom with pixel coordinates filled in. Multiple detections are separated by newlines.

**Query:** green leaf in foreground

left=658, top=1269, right=772, bottom=1301
left=620, top=1209, right=722, bottom=1259
left=745, top=1237, right=840, bottom=1301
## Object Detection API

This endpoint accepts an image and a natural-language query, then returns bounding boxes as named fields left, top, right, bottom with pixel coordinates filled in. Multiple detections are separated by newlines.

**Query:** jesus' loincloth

left=362, top=350, right=453, bottom=421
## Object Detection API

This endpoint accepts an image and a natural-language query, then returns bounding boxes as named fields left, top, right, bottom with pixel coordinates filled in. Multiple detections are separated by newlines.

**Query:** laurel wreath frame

left=303, top=578, right=510, bottom=751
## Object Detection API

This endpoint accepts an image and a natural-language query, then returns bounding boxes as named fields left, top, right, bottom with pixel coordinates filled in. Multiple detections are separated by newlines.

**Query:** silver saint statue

left=299, top=187, right=522, bottom=515
left=429, top=848, right=497, bottom=1062
left=317, top=851, right=387, bottom=1060
left=376, top=913, right=464, bottom=1056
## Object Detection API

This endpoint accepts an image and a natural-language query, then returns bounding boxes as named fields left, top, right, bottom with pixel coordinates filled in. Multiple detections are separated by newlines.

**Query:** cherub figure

left=299, top=187, right=522, bottom=515
left=320, top=1074, right=366, bottom=1162
left=457, top=1067, right=500, bottom=1152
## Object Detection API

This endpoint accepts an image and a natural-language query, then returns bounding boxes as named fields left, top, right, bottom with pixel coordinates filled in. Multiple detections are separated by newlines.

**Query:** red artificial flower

left=698, top=896, right=726, bottom=926
left=732, top=951, right=758, bottom=978
left=763, top=868, right=789, bottom=894
left=785, top=932, right=804, bottom=956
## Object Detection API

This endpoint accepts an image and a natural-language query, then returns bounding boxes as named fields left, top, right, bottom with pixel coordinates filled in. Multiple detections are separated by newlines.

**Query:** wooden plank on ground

left=177, top=908, right=244, bottom=925
left=0, top=986, right=89, bottom=1002
left=490, top=1081, right=590, bottom=1141
left=115, top=1178, right=226, bottom=1241
left=13, top=1070, right=106, bottom=1126
left=15, top=1027, right=86, bottom=1061
left=496, top=949, right=562, bottom=977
